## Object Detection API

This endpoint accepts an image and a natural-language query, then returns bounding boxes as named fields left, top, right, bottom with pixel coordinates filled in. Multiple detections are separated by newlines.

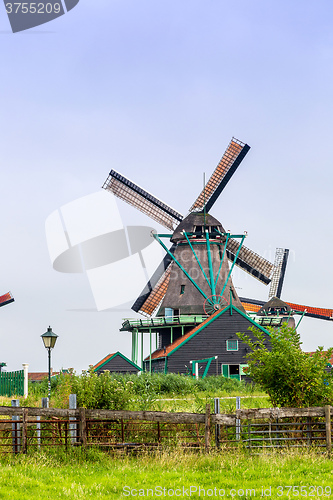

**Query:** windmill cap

left=257, top=297, right=293, bottom=316
left=171, top=212, right=224, bottom=242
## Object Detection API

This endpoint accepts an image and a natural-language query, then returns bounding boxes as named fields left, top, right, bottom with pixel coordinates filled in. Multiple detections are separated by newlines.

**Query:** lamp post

left=41, top=326, right=58, bottom=398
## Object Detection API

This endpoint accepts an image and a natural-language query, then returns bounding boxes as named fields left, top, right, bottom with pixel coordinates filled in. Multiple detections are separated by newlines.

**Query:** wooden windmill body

left=156, top=212, right=245, bottom=317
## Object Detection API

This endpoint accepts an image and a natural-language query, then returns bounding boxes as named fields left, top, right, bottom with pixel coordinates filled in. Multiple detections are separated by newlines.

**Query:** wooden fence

left=1, top=405, right=332, bottom=454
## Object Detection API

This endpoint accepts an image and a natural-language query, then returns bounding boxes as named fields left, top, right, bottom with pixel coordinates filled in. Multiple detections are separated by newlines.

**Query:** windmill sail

left=226, top=239, right=274, bottom=285
left=0, top=291, right=14, bottom=308
left=268, top=248, right=289, bottom=299
left=189, top=138, right=250, bottom=213
left=132, top=244, right=176, bottom=315
left=103, top=170, right=183, bottom=230
left=133, top=265, right=172, bottom=316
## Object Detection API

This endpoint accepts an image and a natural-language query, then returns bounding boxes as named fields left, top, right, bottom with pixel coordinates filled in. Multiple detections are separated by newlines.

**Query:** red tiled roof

left=93, top=353, right=116, bottom=370
left=306, top=351, right=333, bottom=365
left=29, top=372, right=59, bottom=382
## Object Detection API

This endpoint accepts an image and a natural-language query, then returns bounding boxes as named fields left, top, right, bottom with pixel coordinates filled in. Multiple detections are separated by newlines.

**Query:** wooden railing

left=1, top=405, right=332, bottom=454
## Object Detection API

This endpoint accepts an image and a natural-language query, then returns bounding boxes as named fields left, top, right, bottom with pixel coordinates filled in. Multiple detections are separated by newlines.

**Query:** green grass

left=0, top=448, right=333, bottom=499
left=154, top=392, right=270, bottom=413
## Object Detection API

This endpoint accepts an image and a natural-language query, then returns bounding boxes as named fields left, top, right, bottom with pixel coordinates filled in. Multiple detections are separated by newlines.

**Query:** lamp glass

left=41, top=327, right=58, bottom=349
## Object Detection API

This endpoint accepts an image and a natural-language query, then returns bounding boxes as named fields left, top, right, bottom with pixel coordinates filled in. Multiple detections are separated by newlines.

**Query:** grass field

left=155, top=392, right=270, bottom=413
left=1, top=378, right=329, bottom=499
left=0, top=448, right=332, bottom=499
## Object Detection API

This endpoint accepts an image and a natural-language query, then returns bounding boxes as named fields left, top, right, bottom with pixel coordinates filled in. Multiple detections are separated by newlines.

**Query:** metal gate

left=0, top=370, right=24, bottom=397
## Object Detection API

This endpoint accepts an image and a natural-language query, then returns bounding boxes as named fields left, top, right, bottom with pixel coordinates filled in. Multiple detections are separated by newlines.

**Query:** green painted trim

left=166, top=306, right=230, bottom=357
left=153, top=232, right=210, bottom=302
left=95, top=352, right=142, bottom=372
left=183, top=231, right=211, bottom=289
left=214, top=233, right=230, bottom=288
left=205, top=230, right=216, bottom=296
left=191, top=356, right=217, bottom=364
left=164, top=357, right=168, bottom=374
left=149, top=328, right=152, bottom=374
left=222, top=364, right=229, bottom=378
left=234, top=305, right=272, bottom=336
left=240, top=364, right=248, bottom=376
left=226, top=339, right=239, bottom=351
left=131, top=332, right=134, bottom=362
left=141, top=331, right=144, bottom=370
left=295, top=309, right=306, bottom=329
left=166, top=304, right=271, bottom=358
left=219, top=235, right=246, bottom=298
left=202, top=358, right=213, bottom=378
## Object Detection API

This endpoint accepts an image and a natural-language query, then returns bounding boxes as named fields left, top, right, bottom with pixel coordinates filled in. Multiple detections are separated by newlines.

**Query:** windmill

left=102, top=138, right=332, bottom=368
left=240, top=246, right=333, bottom=322
left=103, top=138, right=275, bottom=318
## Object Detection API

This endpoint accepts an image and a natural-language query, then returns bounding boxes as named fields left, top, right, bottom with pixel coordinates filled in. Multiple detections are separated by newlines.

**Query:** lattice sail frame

left=138, top=266, right=171, bottom=317
left=103, top=170, right=183, bottom=231
left=190, top=138, right=250, bottom=213
left=268, top=248, right=289, bottom=299
left=226, top=239, right=274, bottom=284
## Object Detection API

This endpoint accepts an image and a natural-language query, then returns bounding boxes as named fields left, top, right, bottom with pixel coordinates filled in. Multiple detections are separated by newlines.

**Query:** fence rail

left=1, top=404, right=333, bottom=454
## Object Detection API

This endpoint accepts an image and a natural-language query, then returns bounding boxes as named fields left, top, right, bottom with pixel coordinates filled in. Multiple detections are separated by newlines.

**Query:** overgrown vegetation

left=238, top=324, right=333, bottom=408
left=25, top=370, right=262, bottom=411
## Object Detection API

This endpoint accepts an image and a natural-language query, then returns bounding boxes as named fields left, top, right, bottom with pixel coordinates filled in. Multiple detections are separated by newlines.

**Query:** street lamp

left=41, top=326, right=58, bottom=398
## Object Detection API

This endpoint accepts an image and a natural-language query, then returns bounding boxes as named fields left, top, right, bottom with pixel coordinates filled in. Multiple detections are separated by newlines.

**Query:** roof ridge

left=145, top=306, right=227, bottom=361
left=93, top=352, right=116, bottom=370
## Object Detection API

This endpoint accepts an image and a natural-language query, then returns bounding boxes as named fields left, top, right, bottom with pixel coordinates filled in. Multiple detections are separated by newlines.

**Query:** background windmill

left=240, top=247, right=333, bottom=322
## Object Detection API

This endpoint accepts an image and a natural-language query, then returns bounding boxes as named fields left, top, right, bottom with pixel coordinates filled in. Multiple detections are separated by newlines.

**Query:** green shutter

left=240, top=364, right=248, bottom=376
left=222, top=364, right=229, bottom=378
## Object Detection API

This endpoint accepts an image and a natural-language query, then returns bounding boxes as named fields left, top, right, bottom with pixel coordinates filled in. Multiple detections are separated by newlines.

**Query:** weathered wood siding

left=166, top=308, right=270, bottom=375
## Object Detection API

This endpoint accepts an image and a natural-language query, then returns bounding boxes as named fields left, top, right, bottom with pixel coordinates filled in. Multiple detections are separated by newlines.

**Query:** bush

left=237, top=324, right=333, bottom=408
left=52, top=368, right=134, bottom=410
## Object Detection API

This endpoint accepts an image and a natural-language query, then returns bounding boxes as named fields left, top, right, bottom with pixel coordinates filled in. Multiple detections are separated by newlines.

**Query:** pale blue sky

left=1, top=0, right=332, bottom=373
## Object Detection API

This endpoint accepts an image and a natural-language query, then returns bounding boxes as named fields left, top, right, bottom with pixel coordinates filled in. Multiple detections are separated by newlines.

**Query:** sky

left=1, top=0, right=333, bottom=374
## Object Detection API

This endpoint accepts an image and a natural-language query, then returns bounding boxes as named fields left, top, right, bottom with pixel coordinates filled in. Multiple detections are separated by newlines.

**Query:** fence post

left=11, top=399, right=20, bottom=454
left=236, top=397, right=241, bottom=441
left=36, top=414, right=41, bottom=449
left=37, top=397, right=49, bottom=449
left=214, top=398, right=220, bottom=449
left=22, top=408, right=28, bottom=454
left=79, top=408, right=87, bottom=448
left=69, top=394, right=77, bottom=445
left=205, top=404, right=211, bottom=453
left=325, top=405, right=331, bottom=456
left=42, top=397, right=49, bottom=408
left=22, top=364, right=29, bottom=398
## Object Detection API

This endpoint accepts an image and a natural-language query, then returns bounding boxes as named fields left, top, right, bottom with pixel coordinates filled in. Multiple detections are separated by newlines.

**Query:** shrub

left=52, top=368, right=134, bottom=410
left=237, top=324, right=333, bottom=408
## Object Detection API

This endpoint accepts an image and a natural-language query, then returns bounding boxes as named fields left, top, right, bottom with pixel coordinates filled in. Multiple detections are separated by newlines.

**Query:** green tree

left=237, top=324, right=333, bottom=408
